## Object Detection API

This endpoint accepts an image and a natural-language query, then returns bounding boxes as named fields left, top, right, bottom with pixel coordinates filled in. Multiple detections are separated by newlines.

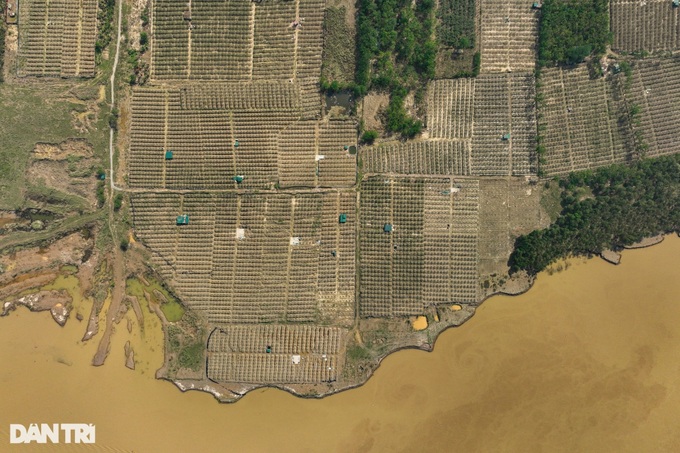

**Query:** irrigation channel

left=0, top=235, right=679, bottom=452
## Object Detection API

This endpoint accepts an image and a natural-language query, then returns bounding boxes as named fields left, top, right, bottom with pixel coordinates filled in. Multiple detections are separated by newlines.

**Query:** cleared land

left=611, top=0, right=680, bottom=52
left=538, top=65, right=633, bottom=176
left=17, top=0, right=97, bottom=77
left=359, top=177, right=480, bottom=317
left=628, top=58, right=680, bottom=159
left=479, top=0, right=538, bottom=73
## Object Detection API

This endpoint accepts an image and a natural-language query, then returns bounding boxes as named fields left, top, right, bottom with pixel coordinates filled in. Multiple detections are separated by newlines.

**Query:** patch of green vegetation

left=438, top=0, right=476, bottom=48
left=540, top=180, right=562, bottom=222
left=96, top=0, right=116, bottom=55
left=538, top=0, right=611, bottom=66
left=355, top=0, right=436, bottom=137
left=321, top=7, right=355, bottom=86
left=347, top=344, right=372, bottom=361
left=178, top=341, right=204, bottom=371
left=160, top=298, right=185, bottom=323
left=510, top=155, right=680, bottom=274
left=361, top=130, right=379, bottom=144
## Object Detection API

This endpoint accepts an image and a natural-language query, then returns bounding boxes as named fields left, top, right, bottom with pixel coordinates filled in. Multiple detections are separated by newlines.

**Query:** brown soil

left=624, top=235, right=664, bottom=249
left=601, top=249, right=622, bottom=265
left=361, top=93, right=389, bottom=135
left=32, top=139, right=94, bottom=160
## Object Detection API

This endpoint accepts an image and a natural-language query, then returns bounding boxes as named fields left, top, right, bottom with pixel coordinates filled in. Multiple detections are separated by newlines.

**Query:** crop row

left=130, top=191, right=356, bottom=325
left=479, top=0, right=538, bottom=73
left=611, top=0, right=680, bottom=52
left=539, top=65, right=631, bottom=176
left=18, top=0, right=97, bottom=77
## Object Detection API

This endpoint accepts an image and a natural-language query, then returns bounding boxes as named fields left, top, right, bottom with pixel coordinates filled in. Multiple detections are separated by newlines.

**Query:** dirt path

left=93, top=0, right=127, bottom=366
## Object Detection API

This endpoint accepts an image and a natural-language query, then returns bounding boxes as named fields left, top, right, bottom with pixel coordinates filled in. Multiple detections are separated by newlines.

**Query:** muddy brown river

left=1, top=236, right=680, bottom=452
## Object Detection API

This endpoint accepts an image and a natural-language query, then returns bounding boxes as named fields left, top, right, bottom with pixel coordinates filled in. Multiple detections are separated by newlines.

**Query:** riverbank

left=1, top=235, right=679, bottom=451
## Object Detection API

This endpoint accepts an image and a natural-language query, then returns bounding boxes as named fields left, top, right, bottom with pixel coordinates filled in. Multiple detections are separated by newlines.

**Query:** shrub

left=361, top=130, right=379, bottom=144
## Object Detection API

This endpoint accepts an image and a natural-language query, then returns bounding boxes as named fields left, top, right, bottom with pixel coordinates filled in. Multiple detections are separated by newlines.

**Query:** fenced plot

left=628, top=58, right=680, bottom=159
left=17, top=0, right=97, bottom=77
left=359, top=177, right=479, bottom=318
left=151, top=0, right=325, bottom=82
left=538, top=65, right=633, bottom=176
left=207, top=325, right=346, bottom=384
left=130, top=191, right=356, bottom=326
left=611, top=0, right=680, bottom=52
left=471, top=73, right=536, bottom=176
left=479, top=0, right=538, bottom=73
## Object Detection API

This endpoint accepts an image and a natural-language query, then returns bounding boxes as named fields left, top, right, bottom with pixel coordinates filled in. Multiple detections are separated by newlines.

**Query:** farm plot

left=477, top=178, right=547, bottom=277
left=479, top=0, right=538, bottom=73
left=361, top=140, right=471, bottom=176
left=611, top=0, right=680, bottom=52
left=151, top=0, right=325, bottom=82
left=207, top=325, right=347, bottom=384
left=538, top=65, right=632, bottom=176
left=130, top=191, right=356, bottom=326
left=277, top=119, right=356, bottom=188
left=359, top=177, right=479, bottom=318
left=17, top=0, right=97, bottom=77
left=427, top=79, right=475, bottom=140
left=471, top=73, right=536, bottom=176
left=627, top=59, right=680, bottom=159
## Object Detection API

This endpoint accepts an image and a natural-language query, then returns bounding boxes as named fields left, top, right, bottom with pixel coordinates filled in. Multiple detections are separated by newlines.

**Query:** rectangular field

left=17, top=0, right=97, bottom=77
left=207, top=325, right=347, bottom=384
left=361, top=140, right=471, bottom=176
left=538, top=65, right=633, bottom=176
left=128, top=86, right=354, bottom=190
left=611, top=0, right=680, bottom=52
left=479, top=0, right=538, bottom=73
left=628, top=58, right=680, bottom=158
left=151, top=0, right=324, bottom=82
left=130, top=191, right=356, bottom=326
left=359, top=177, right=479, bottom=318
left=471, top=73, right=536, bottom=176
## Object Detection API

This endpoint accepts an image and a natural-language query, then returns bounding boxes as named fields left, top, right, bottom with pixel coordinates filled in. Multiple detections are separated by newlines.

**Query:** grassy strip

left=538, top=0, right=611, bottom=66
left=0, top=20, right=6, bottom=82
left=510, top=155, right=680, bottom=274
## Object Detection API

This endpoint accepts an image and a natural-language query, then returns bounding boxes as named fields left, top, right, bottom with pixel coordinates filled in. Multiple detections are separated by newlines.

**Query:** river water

left=1, top=236, right=679, bottom=452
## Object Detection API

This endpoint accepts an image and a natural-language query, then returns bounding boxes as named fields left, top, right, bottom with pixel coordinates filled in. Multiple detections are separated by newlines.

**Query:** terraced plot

left=628, top=58, right=680, bottom=159
left=539, top=65, right=633, bottom=176
left=362, top=140, right=471, bottom=176
left=130, top=191, right=356, bottom=326
left=611, top=0, right=680, bottom=52
left=17, top=0, right=97, bottom=77
left=359, top=177, right=479, bottom=318
left=479, top=0, right=538, bottom=73
left=207, top=325, right=346, bottom=384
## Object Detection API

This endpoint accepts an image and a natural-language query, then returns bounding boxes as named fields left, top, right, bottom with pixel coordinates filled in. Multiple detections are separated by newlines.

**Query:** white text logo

left=9, top=424, right=95, bottom=444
